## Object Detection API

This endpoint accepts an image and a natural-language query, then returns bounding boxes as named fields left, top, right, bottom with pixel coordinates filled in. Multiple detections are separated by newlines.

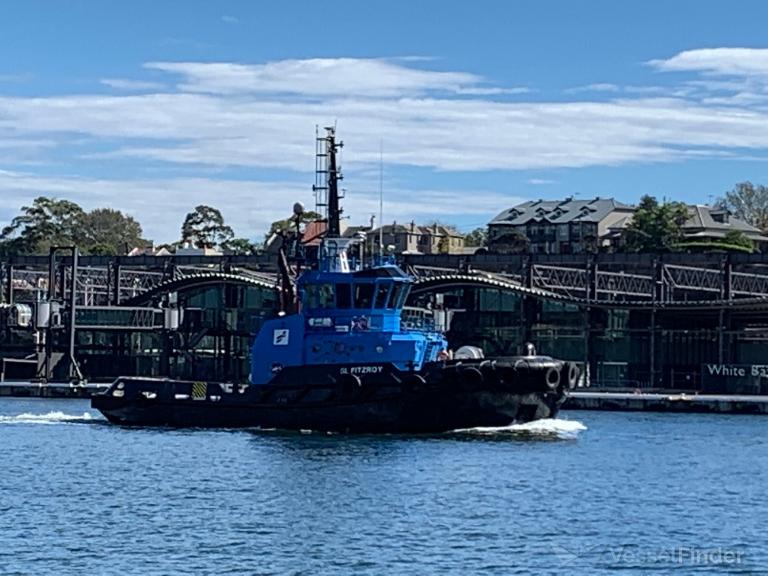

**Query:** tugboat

left=92, top=128, right=578, bottom=432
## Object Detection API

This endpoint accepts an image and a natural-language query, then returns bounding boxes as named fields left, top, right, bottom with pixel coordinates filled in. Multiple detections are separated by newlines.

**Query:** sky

left=2, top=0, right=768, bottom=243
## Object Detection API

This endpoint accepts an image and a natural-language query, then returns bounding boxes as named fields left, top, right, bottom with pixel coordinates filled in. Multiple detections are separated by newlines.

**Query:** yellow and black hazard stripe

left=191, top=381, right=207, bottom=400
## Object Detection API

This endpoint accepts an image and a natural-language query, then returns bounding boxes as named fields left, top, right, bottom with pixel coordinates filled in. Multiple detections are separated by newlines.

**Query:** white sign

left=340, top=366, right=383, bottom=375
left=273, top=329, right=290, bottom=346
left=706, top=364, right=768, bottom=378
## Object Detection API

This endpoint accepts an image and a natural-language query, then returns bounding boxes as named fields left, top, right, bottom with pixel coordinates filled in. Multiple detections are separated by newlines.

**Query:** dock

left=0, top=382, right=109, bottom=398
left=565, top=390, right=768, bottom=414
left=1, top=383, right=767, bottom=414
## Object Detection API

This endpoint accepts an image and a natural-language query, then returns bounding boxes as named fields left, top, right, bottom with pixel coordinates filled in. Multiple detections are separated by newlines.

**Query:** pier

left=0, top=381, right=109, bottom=398
left=2, top=381, right=767, bottom=415
left=565, top=390, right=768, bottom=414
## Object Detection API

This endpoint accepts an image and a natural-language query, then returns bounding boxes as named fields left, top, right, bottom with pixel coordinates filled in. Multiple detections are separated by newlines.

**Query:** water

left=1, top=399, right=766, bottom=575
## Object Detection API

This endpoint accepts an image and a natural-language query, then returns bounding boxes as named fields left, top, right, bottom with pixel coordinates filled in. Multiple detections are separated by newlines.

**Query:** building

left=127, top=245, right=175, bottom=257
left=490, top=197, right=768, bottom=254
left=174, top=243, right=223, bottom=256
left=488, top=197, right=634, bottom=254
left=681, top=205, right=768, bottom=247
left=366, top=221, right=465, bottom=255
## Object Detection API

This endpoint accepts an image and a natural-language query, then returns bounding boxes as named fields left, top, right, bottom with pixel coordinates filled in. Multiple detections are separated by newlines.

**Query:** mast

left=313, top=126, right=344, bottom=238
left=379, top=139, right=384, bottom=257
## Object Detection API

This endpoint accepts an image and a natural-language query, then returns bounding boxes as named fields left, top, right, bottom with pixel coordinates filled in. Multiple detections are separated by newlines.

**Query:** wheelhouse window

left=374, top=283, right=391, bottom=309
left=305, top=284, right=335, bottom=309
left=336, top=283, right=352, bottom=308
left=388, top=284, right=406, bottom=309
left=354, top=283, right=374, bottom=309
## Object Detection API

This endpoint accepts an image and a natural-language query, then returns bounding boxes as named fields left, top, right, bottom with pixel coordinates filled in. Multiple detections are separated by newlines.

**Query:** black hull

left=92, top=358, right=576, bottom=433
left=93, top=388, right=563, bottom=433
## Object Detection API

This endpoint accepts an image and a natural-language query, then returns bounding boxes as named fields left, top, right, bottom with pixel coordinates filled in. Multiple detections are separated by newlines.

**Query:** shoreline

left=2, top=382, right=768, bottom=414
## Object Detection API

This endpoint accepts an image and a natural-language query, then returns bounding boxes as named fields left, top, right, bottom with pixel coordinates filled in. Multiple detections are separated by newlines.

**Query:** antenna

left=313, top=126, right=343, bottom=238
left=379, top=138, right=384, bottom=257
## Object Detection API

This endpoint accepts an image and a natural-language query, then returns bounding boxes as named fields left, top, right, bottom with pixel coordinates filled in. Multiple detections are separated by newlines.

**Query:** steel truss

left=421, top=260, right=768, bottom=304
left=5, top=255, right=768, bottom=308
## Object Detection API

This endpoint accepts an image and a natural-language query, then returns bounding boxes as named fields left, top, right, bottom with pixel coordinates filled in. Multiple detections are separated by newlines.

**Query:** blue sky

left=1, top=0, right=768, bottom=242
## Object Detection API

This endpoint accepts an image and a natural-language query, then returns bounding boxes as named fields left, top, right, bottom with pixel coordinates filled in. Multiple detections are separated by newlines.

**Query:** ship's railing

left=401, top=306, right=437, bottom=332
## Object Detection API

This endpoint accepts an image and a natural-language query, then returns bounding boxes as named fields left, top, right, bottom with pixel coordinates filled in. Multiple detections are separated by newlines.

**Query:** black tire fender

left=544, top=366, right=561, bottom=390
left=402, top=374, right=427, bottom=393
left=458, top=366, right=484, bottom=392
left=338, top=373, right=362, bottom=399
left=567, top=363, right=580, bottom=388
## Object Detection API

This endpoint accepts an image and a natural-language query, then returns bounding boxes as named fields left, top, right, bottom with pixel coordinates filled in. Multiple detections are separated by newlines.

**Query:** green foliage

left=265, top=211, right=322, bottom=241
left=222, top=237, right=258, bottom=255
left=0, top=197, right=149, bottom=256
left=623, top=195, right=689, bottom=253
left=0, top=197, right=86, bottom=255
left=487, top=229, right=530, bottom=254
left=464, top=227, right=487, bottom=247
left=181, top=205, right=234, bottom=249
left=723, top=229, right=754, bottom=250
left=82, top=208, right=145, bottom=255
left=87, top=243, right=118, bottom=256
left=673, top=241, right=754, bottom=254
left=715, top=182, right=768, bottom=231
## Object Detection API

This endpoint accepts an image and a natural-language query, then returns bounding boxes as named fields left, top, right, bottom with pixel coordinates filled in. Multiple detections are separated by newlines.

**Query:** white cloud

left=649, top=48, right=768, bottom=78
left=5, top=88, right=768, bottom=173
left=566, top=83, right=620, bottom=93
left=527, top=178, right=555, bottom=185
left=0, top=171, right=306, bottom=242
left=0, top=170, right=518, bottom=243
left=456, top=86, right=532, bottom=95
left=143, top=58, right=490, bottom=97
left=100, top=78, right=166, bottom=91
left=5, top=53, right=768, bottom=239
left=0, top=73, right=33, bottom=83
left=221, top=15, right=239, bottom=25
left=649, top=49, right=768, bottom=108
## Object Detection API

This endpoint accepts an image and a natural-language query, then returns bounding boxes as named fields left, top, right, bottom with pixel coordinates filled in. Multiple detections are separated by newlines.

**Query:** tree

left=623, top=195, right=689, bottom=253
left=0, top=197, right=149, bottom=256
left=0, top=196, right=86, bottom=255
left=487, top=229, right=530, bottom=254
left=81, top=208, right=145, bottom=255
left=181, top=205, right=234, bottom=249
left=723, top=229, right=754, bottom=250
left=464, top=227, right=487, bottom=247
left=265, top=210, right=323, bottom=241
left=715, top=182, right=768, bottom=231
left=222, top=238, right=258, bottom=255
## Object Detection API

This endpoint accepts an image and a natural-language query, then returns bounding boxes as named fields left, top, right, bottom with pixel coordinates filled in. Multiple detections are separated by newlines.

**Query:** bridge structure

left=5, top=252, right=768, bottom=310
left=2, top=251, right=768, bottom=389
left=0, top=253, right=277, bottom=309
left=405, top=252, right=768, bottom=310
left=403, top=253, right=768, bottom=392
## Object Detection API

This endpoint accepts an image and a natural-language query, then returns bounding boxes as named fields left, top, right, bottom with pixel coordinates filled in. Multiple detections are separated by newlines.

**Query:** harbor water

left=1, top=398, right=766, bottom=575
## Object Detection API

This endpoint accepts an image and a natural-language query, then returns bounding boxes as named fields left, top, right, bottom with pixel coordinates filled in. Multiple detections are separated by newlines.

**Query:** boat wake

left=451, top=418, right=587, bottom=440
left=0, top=411, right=99, bottom=425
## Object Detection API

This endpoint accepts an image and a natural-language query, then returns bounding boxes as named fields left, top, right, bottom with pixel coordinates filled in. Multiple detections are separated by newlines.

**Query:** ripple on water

left=451, top=417, right=587, bottom=439
left=0, top=411, right=97, bottom=425
left=0, top=402, right=766, bottom=575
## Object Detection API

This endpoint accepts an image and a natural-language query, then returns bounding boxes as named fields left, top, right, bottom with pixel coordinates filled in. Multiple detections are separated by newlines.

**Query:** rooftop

left=490, top=197, right=634, bottom=226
